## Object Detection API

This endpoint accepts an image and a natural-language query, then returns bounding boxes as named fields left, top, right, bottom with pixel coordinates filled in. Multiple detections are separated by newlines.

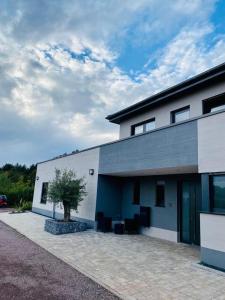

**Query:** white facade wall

left=198, top=111, right=225, bottom=173
left=200, top=213, right=225, bottom=253
left=32, top=148, right=100, bottom=221
left=119, top=81, right=225, bottom=139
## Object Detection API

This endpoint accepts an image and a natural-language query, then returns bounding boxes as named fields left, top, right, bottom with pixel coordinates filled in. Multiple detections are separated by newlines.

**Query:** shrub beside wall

left=0, top=164, right=36, bottom=207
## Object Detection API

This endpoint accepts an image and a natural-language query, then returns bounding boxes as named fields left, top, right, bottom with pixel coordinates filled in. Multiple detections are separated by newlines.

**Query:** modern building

left=32, top=63, right=225, bottom=270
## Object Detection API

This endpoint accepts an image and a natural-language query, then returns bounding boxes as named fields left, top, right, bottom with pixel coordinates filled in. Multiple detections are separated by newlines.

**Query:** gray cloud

left=0, top=0, right=224, bottom=166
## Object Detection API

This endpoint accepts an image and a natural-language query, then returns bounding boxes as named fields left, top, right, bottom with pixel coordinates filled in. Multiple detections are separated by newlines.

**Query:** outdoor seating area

left=96, top=206, right=151, bottom=235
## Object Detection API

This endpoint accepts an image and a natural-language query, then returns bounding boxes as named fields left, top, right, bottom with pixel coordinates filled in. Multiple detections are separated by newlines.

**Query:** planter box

left=45, top=219, right=87, bottom=235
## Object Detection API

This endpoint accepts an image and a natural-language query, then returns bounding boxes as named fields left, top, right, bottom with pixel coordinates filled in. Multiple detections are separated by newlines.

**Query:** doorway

left=179, top=180, right=200, bottom=245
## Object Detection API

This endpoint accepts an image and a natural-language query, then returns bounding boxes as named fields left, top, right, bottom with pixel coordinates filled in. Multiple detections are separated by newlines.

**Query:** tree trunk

left=63, top=202, right=71, bottom=222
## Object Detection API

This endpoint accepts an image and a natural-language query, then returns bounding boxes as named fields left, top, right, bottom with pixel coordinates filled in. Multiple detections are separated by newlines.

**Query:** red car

left=0, top=195, right=7, bottom=207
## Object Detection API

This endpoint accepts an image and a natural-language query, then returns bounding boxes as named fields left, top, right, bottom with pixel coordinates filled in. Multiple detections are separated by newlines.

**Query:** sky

left=0, top=0, right=225, bottom=166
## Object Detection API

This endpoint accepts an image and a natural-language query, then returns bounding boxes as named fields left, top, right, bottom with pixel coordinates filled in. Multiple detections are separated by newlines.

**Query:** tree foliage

left=0, top=164, right=36, bottom=206
left=48, top=169, right=86, bottom=222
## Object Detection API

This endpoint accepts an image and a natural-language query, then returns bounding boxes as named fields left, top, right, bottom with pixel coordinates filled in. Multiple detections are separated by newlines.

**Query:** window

left=40, top=182, right=48, bottom=204
left=155, top=181, right=165, bottom=207
left=131, top=118, right=155, bottom=136
left=145, top=120, right=155, bottom=132
left=133, top=180, right=140, bottom=205
left=171, top=106, right=190, bottom=124
left=211, top=175, right=225, bottom=212
left=134, top=124, right=143, bottom=135
left=203, top=95, right=225, bottom=114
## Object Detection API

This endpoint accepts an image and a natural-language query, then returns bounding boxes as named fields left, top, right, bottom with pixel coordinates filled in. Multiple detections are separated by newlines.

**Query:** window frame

left=40, top=182, right=49, bottom=204
left=155, top=180, right=165, bottom=207
left=170, top=105, right=190, bottom=124
left=202, top=93, right=225, bottom=115
left=210, top=174, right=225, bottom=213
left=131, top=118, right=155, bottom=136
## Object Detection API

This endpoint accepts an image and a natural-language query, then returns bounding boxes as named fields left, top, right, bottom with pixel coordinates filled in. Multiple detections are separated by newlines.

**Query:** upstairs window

left=171, top=106, right=190, bottom=124
left=133, top=180, right=140, bottom=205
left=155, top=181, right=165, bottom=207
left=131, top=118, right=155, bottom=136
left=134, top=124, right=144, bottom=135
left=40, top=182, right=48, bottom=204
left=203, top=95, right=225, bottom=114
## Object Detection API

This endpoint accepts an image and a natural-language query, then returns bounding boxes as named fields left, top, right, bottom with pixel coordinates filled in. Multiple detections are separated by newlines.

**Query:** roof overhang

left=106, top=62, right=225, bottom=124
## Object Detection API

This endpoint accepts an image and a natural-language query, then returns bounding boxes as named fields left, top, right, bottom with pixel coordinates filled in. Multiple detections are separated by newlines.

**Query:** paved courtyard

left=1, top=212, right=225, bottom=299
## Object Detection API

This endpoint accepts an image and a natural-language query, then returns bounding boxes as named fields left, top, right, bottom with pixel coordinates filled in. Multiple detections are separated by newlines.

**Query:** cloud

left=0, top=0, right=224, bottom=165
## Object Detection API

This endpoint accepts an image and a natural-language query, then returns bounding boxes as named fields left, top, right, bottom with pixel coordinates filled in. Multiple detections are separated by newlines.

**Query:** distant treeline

left=0, top=164, right=37, bottom=206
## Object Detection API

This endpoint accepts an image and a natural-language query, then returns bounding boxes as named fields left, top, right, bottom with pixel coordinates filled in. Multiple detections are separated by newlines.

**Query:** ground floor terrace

left=96, top=173, right=201, bottom=245
left=1, top=212, right=225, bottom=299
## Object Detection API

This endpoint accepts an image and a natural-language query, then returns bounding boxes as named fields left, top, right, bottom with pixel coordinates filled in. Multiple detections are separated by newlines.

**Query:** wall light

left=89, top=169, right=94, bottom=175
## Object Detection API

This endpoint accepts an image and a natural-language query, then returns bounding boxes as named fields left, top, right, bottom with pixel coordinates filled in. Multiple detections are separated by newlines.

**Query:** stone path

left=1, top=212, right=225, bottom=299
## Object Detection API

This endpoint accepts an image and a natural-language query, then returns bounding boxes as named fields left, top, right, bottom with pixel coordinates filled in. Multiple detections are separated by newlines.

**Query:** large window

left=133, top=180, right=140, bottom=205
left=203, top=95, right=225, bottom=114
left=131, top=118, right=155, bottom=136
left=171, top=106, right=190, bottom=124
left=155, top=181, right=165, bottom=207
left=40, top=182, right=48, bottom=204
left=211, top=175, right=225, bottom=212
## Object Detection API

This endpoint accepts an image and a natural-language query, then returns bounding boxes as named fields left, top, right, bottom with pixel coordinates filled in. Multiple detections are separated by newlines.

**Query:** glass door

left=180, top=181, right=200, bottom=245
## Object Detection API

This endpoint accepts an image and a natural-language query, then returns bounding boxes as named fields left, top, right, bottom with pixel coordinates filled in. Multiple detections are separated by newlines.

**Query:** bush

left=20, top=200, right=32, bottom=211
left=0, top=164, right=36, bottom=207
left=13, top=200, right=32, bottom=212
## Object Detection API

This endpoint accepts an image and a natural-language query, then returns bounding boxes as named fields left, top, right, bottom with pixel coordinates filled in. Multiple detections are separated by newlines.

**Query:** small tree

left=48, top=169, right=86, bottom=222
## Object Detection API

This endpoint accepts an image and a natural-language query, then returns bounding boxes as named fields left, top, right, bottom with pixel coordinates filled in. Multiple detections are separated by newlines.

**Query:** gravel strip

left=0, top=221, right=119, bottom=300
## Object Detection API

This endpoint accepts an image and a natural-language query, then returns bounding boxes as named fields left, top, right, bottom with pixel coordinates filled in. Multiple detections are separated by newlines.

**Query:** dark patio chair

left=124, top=217, right=139, bottom=234
left=114, top=223, right=124, bottom=234
left=140, top=206, right=151, bottom=227
left=96, top=212, right=112, bottom=233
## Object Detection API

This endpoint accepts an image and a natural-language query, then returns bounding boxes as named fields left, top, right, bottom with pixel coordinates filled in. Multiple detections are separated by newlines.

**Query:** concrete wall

left=32, top=148, right=100, bottom=224
left=99, top=121, right=198, bottom=175
left=119, top=81, right=225, bottom=139
left=200, top=213, right=225, bottom=270
left=198, top=111, right=225, bottom=173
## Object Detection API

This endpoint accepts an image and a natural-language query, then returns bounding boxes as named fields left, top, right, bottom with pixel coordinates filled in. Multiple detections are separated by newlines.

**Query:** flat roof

left=106, top=62, right=225, bottom=124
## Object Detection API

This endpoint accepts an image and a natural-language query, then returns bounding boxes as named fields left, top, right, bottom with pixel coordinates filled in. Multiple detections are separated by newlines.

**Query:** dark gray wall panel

left=96, top=175, right=122, bottom=219
left=201, top=247, right=225, bottom=271
left=99, top=121, right=198, bottom=174
left=201, top=174, right=210, bottom=212
left=121, top=180, right=139, bottom=219
left=32, top=207, right=53, bottom=218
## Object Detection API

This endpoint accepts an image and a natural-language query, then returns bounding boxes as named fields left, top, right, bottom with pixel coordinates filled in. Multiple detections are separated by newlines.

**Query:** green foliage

left=48, top=169, right=86, bottom=221
left=0, top=164, right=36, bottom=206
left=14, top=199, right=32, bottom=212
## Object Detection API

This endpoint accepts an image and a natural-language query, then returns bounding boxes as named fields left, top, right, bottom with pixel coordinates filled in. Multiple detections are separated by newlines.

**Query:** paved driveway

left=1, top=212, right=225, bottom=299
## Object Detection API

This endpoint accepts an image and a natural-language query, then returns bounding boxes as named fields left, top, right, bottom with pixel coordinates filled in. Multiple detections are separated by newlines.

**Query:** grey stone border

left=44, top=219, right=87, bottom=235
left=32, top=207, right=96, bottom=229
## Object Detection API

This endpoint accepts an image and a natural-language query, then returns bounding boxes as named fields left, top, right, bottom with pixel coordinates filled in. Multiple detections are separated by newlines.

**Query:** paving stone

left=0, top=212, right=225, bottom=300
